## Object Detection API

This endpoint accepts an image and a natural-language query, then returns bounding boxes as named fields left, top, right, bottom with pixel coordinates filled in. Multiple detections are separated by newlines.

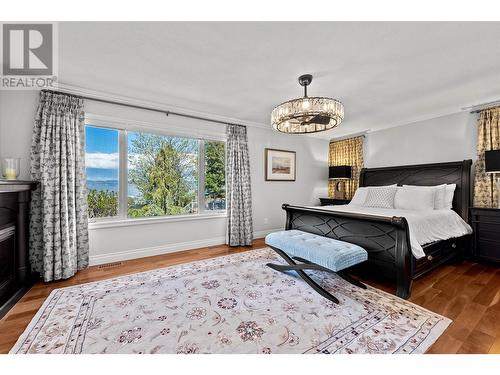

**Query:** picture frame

left=265, top=148, right=296, bottom=181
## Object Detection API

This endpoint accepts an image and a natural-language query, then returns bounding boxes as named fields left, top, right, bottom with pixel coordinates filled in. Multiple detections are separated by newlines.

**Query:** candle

left=2, top=158, right=20, bottom=180
left=4, top=168, right=17, bottom=180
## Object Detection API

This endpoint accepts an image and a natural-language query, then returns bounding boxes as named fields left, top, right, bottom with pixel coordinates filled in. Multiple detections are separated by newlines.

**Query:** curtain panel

left=29, top=91, right=90, bottom=282
left=226, top=124, right=253, bottom=246
left=328, top=136, right=364, bottom=199
left=473, top=107, right=500, bottom=207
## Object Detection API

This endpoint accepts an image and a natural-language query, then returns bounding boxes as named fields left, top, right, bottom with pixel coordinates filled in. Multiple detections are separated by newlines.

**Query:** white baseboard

left=253, top=228, right=282, bottom=239
left=89, top=228, right=280, bottom=266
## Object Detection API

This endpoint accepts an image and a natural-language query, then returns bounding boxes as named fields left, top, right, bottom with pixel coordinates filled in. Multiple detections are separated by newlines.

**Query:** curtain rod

left=41, top=89, right=238, bottom=127
left=329, top=131, right=368, bottom=143
left=462, top=99, right=500, bottom=114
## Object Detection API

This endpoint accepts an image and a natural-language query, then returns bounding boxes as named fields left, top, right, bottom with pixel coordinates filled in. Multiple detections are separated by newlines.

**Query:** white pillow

left=403, top=184, right=446, bottom=209
left=363, top=185, right=398, bottom=209
left=395, top=186, right=436, bottom=210
left=350, top=187, right=368, bottom=206
left=444, top=184, right=456, bottom=209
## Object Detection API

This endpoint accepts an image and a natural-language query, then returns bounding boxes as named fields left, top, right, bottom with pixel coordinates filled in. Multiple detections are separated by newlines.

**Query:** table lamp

left=485, top=150, right=500, bottom=208
left=329, top=166, right=352, bottom=199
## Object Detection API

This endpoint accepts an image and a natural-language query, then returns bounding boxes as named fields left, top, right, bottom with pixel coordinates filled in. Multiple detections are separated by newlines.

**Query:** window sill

left=88, top=212, right=227, bottom=230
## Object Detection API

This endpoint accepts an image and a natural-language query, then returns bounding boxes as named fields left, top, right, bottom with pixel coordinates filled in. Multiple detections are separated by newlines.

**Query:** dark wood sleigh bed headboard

left=359, top=160, right=473, bottom=222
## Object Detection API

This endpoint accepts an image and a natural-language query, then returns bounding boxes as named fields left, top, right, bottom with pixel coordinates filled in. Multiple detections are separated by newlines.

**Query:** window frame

left=85, top=114, right=227, bottom=226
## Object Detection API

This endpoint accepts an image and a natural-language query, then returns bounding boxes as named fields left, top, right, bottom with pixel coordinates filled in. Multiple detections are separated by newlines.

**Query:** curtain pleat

left=29, top=91, right=89, bottom=282
left=473, top=108, right=500, bottom=207
left=328, top=136, right=364, bottom=199
left=226, top=124, right=253, bottom=246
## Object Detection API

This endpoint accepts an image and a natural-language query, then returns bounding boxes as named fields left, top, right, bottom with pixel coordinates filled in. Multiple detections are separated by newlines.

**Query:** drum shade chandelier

left=271, top=74, right=344, bottom=134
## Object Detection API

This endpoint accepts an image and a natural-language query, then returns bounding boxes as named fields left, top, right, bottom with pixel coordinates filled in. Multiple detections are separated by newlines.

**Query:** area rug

left=10, top=248, right=451, bottom=354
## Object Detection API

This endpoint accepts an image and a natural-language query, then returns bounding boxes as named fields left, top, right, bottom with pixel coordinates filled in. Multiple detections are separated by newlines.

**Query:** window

left=85, top=124, right=225, bottom=222
left=204, top=140, right=226, bottom=211
left=127, top=131, right=199, bottom=217
left=85, top=126, right=119, bottom=219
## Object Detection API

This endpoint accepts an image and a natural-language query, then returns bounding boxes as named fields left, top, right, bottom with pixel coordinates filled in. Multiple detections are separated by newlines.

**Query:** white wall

left=248, top=127, right=329, bottom=232
left=2, top=92, right=477, bottom=265
left=0, top=91, right=39, bottom=180
left=0, top=90, right=329, bottom=264
left=363, top=112, right=478, bottom=168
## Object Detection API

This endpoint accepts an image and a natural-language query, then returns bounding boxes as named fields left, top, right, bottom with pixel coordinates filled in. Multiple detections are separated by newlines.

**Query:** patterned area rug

left=11, top=248, right=451, bottom=354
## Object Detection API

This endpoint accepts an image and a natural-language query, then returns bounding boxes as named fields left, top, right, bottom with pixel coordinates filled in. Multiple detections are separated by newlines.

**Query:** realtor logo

left=1, top=22, right=58, bottom=89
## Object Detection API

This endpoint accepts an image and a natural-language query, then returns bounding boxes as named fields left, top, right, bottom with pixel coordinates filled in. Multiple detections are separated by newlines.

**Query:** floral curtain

left=328, top=136, right=364, bottom=199
left=226, top=124, right=253, bottom=246
left=473, top=108, right=500, bottom=207
left=29, top=91, right=89, bottom=282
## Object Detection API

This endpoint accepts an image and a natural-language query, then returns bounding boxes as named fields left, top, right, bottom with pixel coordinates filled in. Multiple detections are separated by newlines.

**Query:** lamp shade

left=329, top=165, right=352, bottom=179
left=485, top=150, right=500, bottom=173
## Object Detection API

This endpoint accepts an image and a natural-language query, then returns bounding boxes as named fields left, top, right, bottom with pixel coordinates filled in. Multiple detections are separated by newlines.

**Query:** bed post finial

left=282, top=204, right=292, bottom=230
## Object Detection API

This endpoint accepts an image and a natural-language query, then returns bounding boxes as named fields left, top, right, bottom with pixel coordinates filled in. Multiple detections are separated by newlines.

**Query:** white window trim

left=198, top=139, right=206, bottom=214
left=85, top=113, right=226, bottom=142
left=85, top=115, right=227, bottom=226
left=118, top=129, right=128, bottom=220
left=88, top=212, right=227, bottom=230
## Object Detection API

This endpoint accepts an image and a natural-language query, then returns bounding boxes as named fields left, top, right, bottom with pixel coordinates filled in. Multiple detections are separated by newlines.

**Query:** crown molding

left=54, top=82, right=271, bottom=130
left=329, top=105, right=476, bottom=141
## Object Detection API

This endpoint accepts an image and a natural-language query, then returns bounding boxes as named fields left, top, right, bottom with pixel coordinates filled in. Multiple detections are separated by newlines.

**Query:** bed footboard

left=282, top=204, right=413, bottom=299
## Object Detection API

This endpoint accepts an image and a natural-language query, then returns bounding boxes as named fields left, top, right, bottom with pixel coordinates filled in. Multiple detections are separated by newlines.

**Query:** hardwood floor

left=0, top=238, right=499, bottom=354
left=366, top=260, right=500, bottom=354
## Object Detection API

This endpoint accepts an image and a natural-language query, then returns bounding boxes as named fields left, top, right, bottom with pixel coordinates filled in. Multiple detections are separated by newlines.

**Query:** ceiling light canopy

left=271, top=74, right=344, bottom=134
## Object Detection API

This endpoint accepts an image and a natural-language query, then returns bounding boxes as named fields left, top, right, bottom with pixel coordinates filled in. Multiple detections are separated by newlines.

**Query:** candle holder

left=2, top=158, right=20, bottom=180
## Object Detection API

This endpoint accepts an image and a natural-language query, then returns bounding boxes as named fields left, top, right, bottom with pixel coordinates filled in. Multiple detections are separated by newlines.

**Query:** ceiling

left=59, top=22, right=500, bottom=138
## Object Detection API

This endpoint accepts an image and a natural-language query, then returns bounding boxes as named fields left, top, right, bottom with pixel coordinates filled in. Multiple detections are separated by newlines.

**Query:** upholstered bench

left=265, top=229, right=368, bottom=304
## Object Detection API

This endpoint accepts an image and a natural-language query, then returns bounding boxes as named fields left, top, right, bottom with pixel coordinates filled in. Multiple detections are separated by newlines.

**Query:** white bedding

left=314, top=204, right=472, bottom=259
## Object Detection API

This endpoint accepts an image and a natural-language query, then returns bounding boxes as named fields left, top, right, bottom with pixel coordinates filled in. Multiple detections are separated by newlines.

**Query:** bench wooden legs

left=266, top=246, right=367, bottom=304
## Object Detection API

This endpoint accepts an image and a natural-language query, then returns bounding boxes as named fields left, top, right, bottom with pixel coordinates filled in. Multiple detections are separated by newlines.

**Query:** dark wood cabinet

left=319, top=198, right=351, bottom=206
left=0, top=224, right=16, bottom=305
left=0, top=180, right=37, bottom=318
left=470, top=207, right=500, bottom=264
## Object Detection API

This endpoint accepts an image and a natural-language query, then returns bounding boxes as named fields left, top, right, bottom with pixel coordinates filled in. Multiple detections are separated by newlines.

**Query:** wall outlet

left=263, top=218, right=269, bottom=224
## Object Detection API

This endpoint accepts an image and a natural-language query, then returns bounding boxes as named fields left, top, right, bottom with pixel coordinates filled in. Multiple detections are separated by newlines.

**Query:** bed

left=281, top=159, right=473, bottom=299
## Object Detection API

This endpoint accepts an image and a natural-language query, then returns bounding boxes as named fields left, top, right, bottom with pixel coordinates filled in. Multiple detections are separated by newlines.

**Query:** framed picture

left=265, top=148, right=296, bottom=181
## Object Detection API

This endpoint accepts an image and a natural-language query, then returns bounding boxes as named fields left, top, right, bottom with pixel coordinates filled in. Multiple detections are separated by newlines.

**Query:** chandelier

left=271, top=74, right=344, bottom=134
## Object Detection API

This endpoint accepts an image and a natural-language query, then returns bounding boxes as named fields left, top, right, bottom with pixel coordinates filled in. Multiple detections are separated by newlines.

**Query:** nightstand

left=470, top=207, right=500, bottom=264
left=319, top=198, right=351, bottom=206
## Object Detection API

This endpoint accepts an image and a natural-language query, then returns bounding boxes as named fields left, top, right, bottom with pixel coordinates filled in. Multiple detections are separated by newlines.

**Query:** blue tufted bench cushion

left=265, top=230, right=368, bottom=272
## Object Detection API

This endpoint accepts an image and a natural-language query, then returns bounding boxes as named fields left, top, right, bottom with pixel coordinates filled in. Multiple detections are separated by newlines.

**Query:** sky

left=85, top=126, right=119, bottom=181
left=86, top=126, right=119, bottom=154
